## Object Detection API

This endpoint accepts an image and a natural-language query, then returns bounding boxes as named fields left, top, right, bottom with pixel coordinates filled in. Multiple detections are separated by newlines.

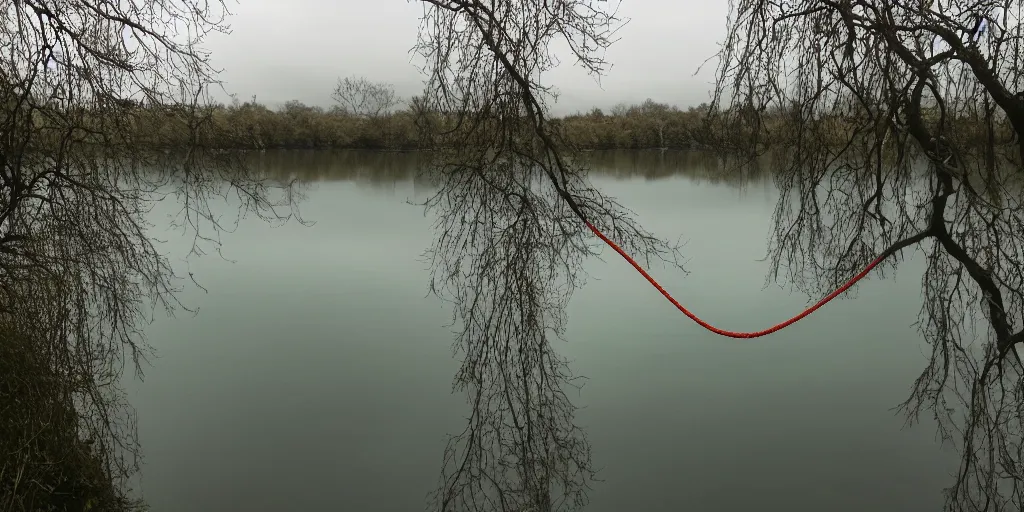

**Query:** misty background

left=205, top=0, right=727, bottom=114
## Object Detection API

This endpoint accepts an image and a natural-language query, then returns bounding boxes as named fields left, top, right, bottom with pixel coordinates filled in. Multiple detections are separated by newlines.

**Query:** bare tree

left=710, top=1, right=1024, bottom=510
left=0, top=1, right=300, bottom=509
left=610, top=102, right=630, bottom=117
left=414, top=1, right=682, bottom=511
left=331, top=75, right=402, bottom=148
left=639, top=99, right=672, bottom=148
left=331, top=75, right=400, bottom=119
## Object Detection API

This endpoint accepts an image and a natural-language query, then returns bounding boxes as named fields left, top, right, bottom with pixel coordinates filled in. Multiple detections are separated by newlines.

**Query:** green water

left=130, top=150, right=955, bottom=511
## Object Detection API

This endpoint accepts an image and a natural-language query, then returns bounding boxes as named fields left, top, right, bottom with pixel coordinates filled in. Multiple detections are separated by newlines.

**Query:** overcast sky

left=204, top=0, right=729, bottom=115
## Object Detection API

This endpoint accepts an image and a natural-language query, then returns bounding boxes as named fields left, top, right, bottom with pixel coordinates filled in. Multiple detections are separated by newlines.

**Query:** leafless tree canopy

left=331, top=75, right=400, bottom=119
left=712, top=1, right=1024, bottom=510
left=414, top=1, right=683, bottom=510
left=0, top=1, right=299, bottom=509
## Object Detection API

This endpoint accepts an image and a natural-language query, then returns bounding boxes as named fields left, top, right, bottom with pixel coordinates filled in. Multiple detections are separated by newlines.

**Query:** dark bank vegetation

left=0, top=1, right=299, bottom=511
left=0, top=279, right=132, bottom=512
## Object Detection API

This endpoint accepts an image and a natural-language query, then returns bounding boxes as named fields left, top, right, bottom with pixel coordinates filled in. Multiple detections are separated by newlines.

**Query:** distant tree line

left=10, top=72, right=1016, bottom=157
left=108, top=75, right=1015, bottom=154
left=128, top=89, right=720, bottom=152
left=21, top=73, right=1008, bottom=155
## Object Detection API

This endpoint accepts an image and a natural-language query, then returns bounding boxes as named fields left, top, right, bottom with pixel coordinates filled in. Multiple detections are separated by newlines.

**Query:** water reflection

left=253, top=149, right=749, bottom=510
left=133, top=150, right=956, bottom=512
left=580, top=149, right=770, bottom=185
left=248, top=149, right=427, bottom=186
left=247, top=149, right=771, bottom=188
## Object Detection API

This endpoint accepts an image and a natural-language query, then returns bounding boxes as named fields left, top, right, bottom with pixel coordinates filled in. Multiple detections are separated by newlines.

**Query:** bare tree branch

left=0, top=1, right=303, bottom=509
left=712, top=1, right=1024, bottom=509
left=414, top=1, right=683, bottom=510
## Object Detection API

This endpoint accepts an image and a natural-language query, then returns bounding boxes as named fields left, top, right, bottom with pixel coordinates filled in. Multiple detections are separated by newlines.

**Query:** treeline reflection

left=250, top=149, right=772, bottom=187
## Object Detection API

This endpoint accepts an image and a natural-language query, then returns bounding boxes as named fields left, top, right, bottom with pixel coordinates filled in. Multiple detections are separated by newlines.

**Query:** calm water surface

left=129, top=150, right=956, bottom=511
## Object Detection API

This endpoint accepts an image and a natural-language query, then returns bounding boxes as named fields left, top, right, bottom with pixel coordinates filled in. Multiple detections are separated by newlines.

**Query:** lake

left=129, top=150, right=957, bottom=511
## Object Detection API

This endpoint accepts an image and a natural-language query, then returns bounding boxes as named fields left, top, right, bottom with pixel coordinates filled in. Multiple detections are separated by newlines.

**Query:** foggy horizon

left=204, top=0, right=729, bottom=115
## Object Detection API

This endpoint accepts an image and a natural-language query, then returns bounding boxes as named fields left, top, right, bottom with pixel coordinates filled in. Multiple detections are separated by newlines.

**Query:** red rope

left=584, top=220, right=887, bottom=338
